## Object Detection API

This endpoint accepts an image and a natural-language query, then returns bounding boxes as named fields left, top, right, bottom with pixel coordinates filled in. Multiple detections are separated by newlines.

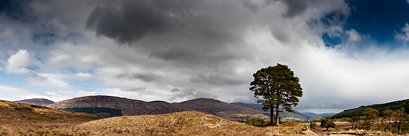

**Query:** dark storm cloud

left=280, top=0, right=309, bottom=18
left=86, top=0, right=256, bottom=66
left=86, top=0, right=175, bottom=44
left=0, top=0, right=32, bottom=20
left=86, top=0, right=254, bottom=46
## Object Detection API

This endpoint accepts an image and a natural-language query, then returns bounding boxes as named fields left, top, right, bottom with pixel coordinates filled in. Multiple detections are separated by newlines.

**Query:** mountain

left=48, top=95, right=189, bottom=116
left=331, top=99, right=409, bottom=118
left=230, top=102, right=265, bottom=112
left=177, top=98, right=264, bottom=115
left=0, top=99, right=101, bottom=122
left=47, top=95, right=265, bottom=120
left=15, top=98, right=55, bottom=107
left=301, top=112, right=336, bottom=119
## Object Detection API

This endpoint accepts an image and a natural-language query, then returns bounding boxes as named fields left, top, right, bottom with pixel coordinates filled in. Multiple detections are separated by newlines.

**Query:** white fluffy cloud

left=5, top=50, right=31, bottom=75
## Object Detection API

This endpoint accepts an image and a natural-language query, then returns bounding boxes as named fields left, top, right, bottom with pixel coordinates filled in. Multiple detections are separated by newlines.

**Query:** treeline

left=332, top=99, right=408, bottom=118
left=342, top=100, right=409, bottom=134
left=244, top=116, right=269, bottom=126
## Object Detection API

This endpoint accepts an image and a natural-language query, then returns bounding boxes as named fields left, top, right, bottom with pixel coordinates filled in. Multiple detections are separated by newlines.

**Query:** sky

left=1, top=0, right=409, bottom=114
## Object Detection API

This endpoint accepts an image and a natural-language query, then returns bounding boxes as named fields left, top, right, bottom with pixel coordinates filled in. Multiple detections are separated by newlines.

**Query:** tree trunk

left=270, top=106, right=274, bottom=126
left=275, top=105, right=279, bottom=126
left=389, top=118, right=391, bottom=132
left=398, top=120, right=401, bottom=135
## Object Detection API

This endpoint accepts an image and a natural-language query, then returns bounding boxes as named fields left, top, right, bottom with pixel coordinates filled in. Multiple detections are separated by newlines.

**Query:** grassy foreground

left=0, top=110, right=313, bottom=135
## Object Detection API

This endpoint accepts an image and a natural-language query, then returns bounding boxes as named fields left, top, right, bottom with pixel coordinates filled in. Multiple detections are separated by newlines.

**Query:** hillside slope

left=230, top=102, right=265, bottom=112
left=0, top=99, right=101, bottom=123
left=79, top=111, right=274, bottom=135
left=332, top=99, right=409, bottom=118
left=48, top=96, right=265, bottom=119
left=15, top=98, right=55, bottom=107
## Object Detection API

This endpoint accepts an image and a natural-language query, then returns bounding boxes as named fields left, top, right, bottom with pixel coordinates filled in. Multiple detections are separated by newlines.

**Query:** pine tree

left=250, top=63, right=303, bottom=126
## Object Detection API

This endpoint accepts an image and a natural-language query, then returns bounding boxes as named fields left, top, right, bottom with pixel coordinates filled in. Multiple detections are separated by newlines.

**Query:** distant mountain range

left=301, top=112, right=335, bottom=118
left=15, top=98, right=55, bottom=107
left=16, top=95, right=336, bottom=121
left=46, top=95, right=265, bottom=120
left=331, top=99, right=409, bottom=118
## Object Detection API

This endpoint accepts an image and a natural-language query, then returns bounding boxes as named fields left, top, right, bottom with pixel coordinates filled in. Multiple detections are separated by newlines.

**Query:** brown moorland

left=0, top=100, right=305, bottom=136
left=0, top=100, right=393, bottom=135
left=0, top=99, right=101, bottom=123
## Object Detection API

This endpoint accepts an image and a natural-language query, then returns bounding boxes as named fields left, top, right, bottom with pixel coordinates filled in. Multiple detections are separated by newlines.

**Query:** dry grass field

left=0, top=110, right=312, bottom=135
left=0, top=100, right=402, bottom=135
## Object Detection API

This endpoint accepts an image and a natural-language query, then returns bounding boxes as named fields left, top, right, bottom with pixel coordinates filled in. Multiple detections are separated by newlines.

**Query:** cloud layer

left=0, top=0, right=408, bottom=113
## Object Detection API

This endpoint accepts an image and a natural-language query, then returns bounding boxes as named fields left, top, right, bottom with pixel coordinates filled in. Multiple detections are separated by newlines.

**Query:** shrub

left=309, top=122, right=317, bottom=130
left=320, top=119, right=335, bottom=131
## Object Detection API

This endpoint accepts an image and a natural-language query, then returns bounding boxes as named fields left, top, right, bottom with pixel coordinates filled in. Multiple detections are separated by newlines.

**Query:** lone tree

left=250, top=63, right=303, bottom=126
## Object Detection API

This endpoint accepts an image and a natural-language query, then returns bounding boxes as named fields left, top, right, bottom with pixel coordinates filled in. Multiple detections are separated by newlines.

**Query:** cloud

left=169, top=88, right=218, bottom=101
left=241, top=0, right=260, bottom=13
left=395, top=23, right=409, bottom=42
left=5, top=50, right=31, bottom=74
left=117, top=73, right=159, bottom=82
left=86, top=0, right=175, bottom=44
left=75, top=72, right=93, bottom=81
left=346, top=29, right=362, bottom=42
left=3, top=0, right=409, bottom=114
left=277, top=0, right=350, bottom=19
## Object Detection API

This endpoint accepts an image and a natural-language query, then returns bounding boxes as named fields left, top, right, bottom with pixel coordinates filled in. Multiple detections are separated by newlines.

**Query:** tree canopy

left=250, top=63, right=303, bottom=126
left=321, top=118, right=336, bottom=131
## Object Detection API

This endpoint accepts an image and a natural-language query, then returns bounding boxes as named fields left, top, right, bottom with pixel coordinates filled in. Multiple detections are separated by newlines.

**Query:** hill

left=79, top=111, right=276, bottom=135
left=230, top=102, right=265, bottom=112
left=0, top=99, right=101, bottom=123
left=48, top=95, right=189, bottom=116
left=178, top=98, right=263, bottom=115
left=47, top=95, right=265, bottom=120
left=15, top=98, right=55, bottom=107
left=331, top=99, right=409, bottom=118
